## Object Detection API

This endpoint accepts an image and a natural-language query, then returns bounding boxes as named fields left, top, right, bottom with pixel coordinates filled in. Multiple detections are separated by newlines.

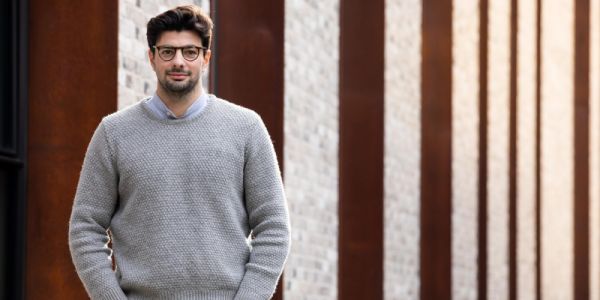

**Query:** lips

left=167, top=72, right=189, bottom=80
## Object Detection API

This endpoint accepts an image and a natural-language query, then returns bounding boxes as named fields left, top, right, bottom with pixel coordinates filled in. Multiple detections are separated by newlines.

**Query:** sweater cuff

left=234, top=289, right=268, bottom=300
left=96, top=287, right=127, bottom=300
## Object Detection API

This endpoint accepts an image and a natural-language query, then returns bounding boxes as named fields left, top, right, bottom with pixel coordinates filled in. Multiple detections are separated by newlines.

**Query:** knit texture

left=68, top=95, right=291, bottom=300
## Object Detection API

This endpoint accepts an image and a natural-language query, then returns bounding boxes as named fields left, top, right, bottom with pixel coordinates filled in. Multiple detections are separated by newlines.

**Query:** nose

left=171, top=49, right=186, bottom=67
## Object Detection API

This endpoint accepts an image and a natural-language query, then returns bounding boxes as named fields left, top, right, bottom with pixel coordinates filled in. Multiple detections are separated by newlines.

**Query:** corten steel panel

left=421, top=0, right=453, bottom=299
left=535, top=0, right=542, bottom=298
left=574, top=0, right=591, bottom=298
left=210, top=1, right=285, bottom=299
left=338, top=0, right=384, bottom=299
left=509, top=0, right=518, bottom=299
left=26, top=1, right=118, bottom=299
left=210, top=0, right=284, bottom=166
left=478, top=0, right=489, bottom=299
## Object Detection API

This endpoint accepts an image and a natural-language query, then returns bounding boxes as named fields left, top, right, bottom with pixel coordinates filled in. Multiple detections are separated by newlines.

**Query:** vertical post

left=27, top=1, right=118, bottom=299
left=509, top=0, right=519, bottom=298
left=478, top=0, right=489, bottom=298
left=338, top=0, right=385, bottom=298
left=421, top=0, right=453, bottom=299
left=574, top=0, right=591, bottom=298
left=534, top=0, right=543, bottom=297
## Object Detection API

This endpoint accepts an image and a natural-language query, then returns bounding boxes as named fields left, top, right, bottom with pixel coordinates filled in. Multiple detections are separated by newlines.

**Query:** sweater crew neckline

left=139, top=94, right=216, bottom=125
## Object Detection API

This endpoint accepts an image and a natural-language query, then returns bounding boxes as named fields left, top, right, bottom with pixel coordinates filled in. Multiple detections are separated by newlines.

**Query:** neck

left=156, top=85, right=203, bottom=117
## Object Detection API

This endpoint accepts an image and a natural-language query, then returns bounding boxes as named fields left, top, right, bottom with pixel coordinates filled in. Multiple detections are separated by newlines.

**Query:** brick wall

left=384, top=0, right=421, bottom=299
left=516, top=0, right=537, bottom=298
left=452, top=0, right=479, bottom=299
left=283, top=0, right=339, bottom=299
left=487, top=0, right=510, bottom=299
left=541, top=0, right=574, bottom=299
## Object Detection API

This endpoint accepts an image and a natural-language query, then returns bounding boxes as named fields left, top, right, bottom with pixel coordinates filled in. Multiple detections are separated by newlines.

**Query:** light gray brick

left=283, top=0, right=339, bottom=299
left=384, top=0, right=421, bottom=299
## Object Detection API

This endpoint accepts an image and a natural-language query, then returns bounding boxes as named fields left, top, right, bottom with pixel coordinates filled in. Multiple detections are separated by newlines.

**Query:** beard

left=158, top=69, right=199, bottom=99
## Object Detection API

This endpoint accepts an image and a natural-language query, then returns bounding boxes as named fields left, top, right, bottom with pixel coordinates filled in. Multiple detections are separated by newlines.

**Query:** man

left=68, top=5, right=291, bottom=300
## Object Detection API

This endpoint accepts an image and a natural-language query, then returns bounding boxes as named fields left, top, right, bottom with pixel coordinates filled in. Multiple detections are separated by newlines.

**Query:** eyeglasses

left=152, top=45, right=207, bottom=61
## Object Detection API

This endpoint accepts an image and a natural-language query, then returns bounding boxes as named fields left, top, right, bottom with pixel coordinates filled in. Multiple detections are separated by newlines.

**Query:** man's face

left=149, top=30, right=211, bottom=98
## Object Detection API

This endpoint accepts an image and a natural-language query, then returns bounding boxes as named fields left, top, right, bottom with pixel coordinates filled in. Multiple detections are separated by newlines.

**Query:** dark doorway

left=0, top=0, right=28, bottom=299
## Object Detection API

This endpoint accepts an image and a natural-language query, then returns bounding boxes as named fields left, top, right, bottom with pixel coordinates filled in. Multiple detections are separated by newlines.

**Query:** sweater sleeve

left=68, top=120, right=127, bottom=300
left=235, top=118, right=291, bottom=300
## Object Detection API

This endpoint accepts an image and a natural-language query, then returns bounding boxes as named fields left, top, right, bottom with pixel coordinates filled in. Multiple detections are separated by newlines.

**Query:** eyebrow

left=156, top=44, right=202, bottom=48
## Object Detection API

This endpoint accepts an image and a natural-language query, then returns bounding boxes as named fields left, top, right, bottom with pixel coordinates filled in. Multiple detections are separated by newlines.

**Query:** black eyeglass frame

left=152, top=45, right=208, bottom=62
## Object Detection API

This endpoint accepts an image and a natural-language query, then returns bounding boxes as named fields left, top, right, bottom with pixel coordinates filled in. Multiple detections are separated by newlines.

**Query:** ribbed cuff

left=127, top=290, right=237, bottom=300
left=234, top=290, right=269, bottom=300
left=96, top=287, right=127, bottom=300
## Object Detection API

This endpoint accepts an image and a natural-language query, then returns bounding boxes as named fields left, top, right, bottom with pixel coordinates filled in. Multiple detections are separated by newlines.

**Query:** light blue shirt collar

left=144, top=92, right=208, bottom=120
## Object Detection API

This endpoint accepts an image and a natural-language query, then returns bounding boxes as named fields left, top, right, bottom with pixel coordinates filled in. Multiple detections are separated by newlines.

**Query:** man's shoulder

left=211, top=95, right=262, bottom=125
left=103, top=99, right=147, bottom=123
left=97, top=98, right=148, bottom=137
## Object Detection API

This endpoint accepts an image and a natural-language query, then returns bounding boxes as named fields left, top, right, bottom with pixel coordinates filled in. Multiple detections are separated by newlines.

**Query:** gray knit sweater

left=68, top=95, right=291, bottom=300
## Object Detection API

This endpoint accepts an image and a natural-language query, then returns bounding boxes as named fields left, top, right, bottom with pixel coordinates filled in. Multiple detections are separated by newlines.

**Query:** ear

left=204, top=49, right=212, bottom=65
left=148, top=49, right=156, bottom=70
left=203, top=50, right=212, bottom=69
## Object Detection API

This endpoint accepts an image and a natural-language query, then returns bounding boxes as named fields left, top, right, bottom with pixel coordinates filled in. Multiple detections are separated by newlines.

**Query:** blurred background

left=1, top=0, right=599, bottom=299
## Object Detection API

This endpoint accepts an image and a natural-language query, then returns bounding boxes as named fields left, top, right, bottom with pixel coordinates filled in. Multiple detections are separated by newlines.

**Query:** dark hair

left=146, top=5, right=213, bottom=55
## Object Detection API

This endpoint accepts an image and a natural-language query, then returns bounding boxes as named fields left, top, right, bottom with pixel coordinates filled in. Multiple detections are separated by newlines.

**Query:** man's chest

left=114, top=132, right=245, bottom=188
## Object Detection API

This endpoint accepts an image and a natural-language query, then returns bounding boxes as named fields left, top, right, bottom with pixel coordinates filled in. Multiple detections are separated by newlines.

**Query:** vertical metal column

left=574, top=0, right=591, bottom=298
left=421, top=1, right=453, bottom=299
left=338, top=0, right=385, bottom=299
left=509, top=0, right=519, bottom=298
left=27, top=1, right=118, bottom=298
left=478, top=0, right=490, bottom=298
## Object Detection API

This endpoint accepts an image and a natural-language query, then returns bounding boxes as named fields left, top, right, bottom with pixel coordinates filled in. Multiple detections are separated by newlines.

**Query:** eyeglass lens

left=158, top=47, right=201, bottom=61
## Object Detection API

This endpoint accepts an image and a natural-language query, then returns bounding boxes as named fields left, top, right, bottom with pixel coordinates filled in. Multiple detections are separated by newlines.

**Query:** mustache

left=166, top=69, right=191, bottom=75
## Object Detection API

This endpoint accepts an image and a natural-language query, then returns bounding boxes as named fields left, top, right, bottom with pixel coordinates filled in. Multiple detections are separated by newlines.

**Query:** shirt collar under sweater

left=143, top=92, right=208, bottom=120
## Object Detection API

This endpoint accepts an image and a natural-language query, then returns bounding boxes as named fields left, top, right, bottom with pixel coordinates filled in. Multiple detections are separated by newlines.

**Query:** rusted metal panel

left=210, top=0, right=284, bottom=167
left=535, top=0, right=542, bottom=298
left=478, top=0, right=490, bottom=298
left=509, top=0, right=518, bottom=298
left=338, top=0, right=385, bottom=299
left=421, top=0, right=453, bottom=299
left=26, top=1, right=118, bottom=299
left=574, top=0, right=591, bottom=298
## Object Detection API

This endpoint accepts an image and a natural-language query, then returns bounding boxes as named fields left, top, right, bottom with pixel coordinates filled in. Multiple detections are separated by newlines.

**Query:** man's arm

left=68, top=120, right=127, bottom=300
left=235, top=117, right=291, bottom=300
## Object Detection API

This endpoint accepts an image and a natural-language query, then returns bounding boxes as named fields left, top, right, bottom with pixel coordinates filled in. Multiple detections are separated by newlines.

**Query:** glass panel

left=0, top=0, right=15, bottom=153
left=0, top=1, right=15, bottom=298
left=0, top=168, right=7, bottom=299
